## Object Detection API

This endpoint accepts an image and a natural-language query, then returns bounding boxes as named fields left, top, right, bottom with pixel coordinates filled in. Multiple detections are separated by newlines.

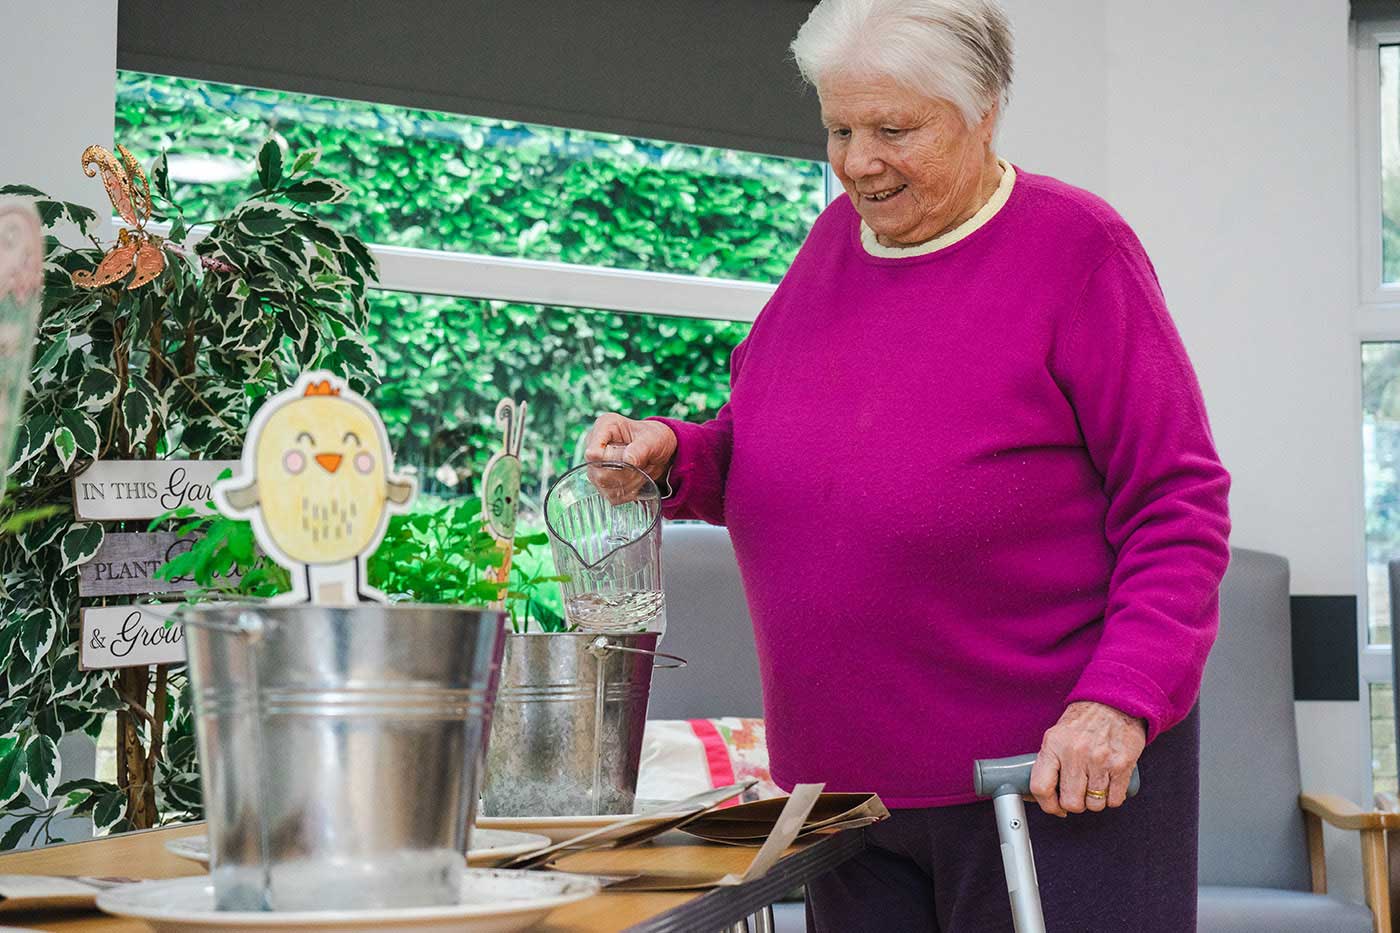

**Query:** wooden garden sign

left=77, top=531, right=236, bottom=597
left=78, top=605, right=185, bottom=671
left=72, top=460, right=239, bottom=520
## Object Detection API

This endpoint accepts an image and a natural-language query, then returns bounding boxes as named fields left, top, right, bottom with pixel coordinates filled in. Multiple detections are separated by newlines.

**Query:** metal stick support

left=993, top=791, right=1046, bottom=933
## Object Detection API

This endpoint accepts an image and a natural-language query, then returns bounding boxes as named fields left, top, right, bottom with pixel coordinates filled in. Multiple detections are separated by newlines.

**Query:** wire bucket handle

left=175, top=606, right=270, bottom=644
left=585, top=635, right=686, bottom=670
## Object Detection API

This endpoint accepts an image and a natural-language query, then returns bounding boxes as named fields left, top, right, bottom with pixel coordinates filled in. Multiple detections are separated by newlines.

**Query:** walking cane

left=973, top=754, right=1141, bottom=933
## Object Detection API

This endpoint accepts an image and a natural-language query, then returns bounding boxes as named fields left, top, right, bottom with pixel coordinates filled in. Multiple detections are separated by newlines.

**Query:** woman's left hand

left=1029, top=701, right=1146, bottom=817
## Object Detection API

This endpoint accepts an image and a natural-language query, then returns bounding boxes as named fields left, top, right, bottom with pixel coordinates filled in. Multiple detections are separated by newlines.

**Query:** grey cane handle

left=973, top=753, right=1141, bottom=799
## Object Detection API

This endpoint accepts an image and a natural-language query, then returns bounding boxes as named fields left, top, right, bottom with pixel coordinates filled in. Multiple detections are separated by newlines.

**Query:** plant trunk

left=116, top=665, right=158, bottom=828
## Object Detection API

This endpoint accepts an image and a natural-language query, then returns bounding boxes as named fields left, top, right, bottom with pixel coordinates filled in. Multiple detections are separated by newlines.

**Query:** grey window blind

left=1354, top=0, right=1400, bottom=20
left=116, top=0, right=826, bottom=162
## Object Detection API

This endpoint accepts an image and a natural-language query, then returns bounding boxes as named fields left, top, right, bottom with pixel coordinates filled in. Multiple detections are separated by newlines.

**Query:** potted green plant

left=155, top=492, right=567, bottom=632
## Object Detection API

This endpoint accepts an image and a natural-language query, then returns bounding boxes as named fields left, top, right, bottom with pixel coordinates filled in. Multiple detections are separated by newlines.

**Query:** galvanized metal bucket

left=480, top=632, right=684, bottom=817
left=182, top=604, right=506, bottom=912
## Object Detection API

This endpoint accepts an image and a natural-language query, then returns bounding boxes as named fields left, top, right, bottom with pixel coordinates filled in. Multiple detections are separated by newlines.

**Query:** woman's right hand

left=584, top=414, right=677, bottom=500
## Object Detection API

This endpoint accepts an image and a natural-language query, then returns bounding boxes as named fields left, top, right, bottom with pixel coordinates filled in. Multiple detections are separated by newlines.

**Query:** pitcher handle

left=586, top=636, right=687, bottom=670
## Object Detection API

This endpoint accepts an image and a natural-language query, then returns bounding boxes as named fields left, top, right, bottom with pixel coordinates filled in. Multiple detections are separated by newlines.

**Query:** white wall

left=0, top=0, right=118, bottom=241
left=0, top=0, right=117, bottom=847
left=1003, top=0, right=1364, bottom=901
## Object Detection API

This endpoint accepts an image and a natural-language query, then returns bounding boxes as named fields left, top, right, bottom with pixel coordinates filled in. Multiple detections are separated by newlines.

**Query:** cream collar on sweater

left=859, top=159, right=1016, bottom=259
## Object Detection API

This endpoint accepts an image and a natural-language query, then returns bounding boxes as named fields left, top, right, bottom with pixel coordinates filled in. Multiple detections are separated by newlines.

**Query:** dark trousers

left=806, top=707, right=1200, bottom=933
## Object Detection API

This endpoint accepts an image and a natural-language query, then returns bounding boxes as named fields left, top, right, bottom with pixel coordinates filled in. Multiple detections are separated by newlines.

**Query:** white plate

left=96, top=868, right=598, bottom=933
left=475, top=811, right=675, bottom=845
left=164, top=829, right=552, bottom=869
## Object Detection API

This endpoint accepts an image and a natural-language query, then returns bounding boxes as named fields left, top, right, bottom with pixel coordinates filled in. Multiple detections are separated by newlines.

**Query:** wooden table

left=0, top=823, right=863, bottom=932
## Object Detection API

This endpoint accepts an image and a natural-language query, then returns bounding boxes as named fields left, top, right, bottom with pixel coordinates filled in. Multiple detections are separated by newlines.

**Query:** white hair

left=790, top=0, right=1014, bottom=128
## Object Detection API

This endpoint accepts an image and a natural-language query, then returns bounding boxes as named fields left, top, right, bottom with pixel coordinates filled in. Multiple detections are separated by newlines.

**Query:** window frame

left=373, top=243, right=777, bottom=322
left=1358, top=21, right=1400, bottom=309
left=368, top=165, right=845, bottom=321
left=1356, top=17, right=1400, bottom=798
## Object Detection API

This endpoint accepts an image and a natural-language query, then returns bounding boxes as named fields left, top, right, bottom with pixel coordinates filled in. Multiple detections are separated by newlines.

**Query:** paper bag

left=679, top=791, right=889, bottom=846
left=596, top=783, right=829, bottom=891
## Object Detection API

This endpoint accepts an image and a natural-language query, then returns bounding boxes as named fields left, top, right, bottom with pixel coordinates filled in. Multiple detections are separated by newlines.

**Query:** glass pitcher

left=544, top=461, right=665, bottom=635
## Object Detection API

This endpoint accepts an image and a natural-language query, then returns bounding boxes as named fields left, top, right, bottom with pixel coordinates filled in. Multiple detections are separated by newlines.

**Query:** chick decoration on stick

left=480, top=398, right=527, bottom=608
left=214, top=371, right=415, bottom=605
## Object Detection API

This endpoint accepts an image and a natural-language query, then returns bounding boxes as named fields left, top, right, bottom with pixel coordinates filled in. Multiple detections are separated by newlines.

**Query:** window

left=116, top=73, right=823, bottom=284
left=1363, top=343, right=1400, bottom=646
left=1358, top=21, right=1400, bottom=796
left=1374, top=683, right=1397, bottom=796
left=115, top=70, right=828, bottom=479
left=1383, top=45, right=1400, bottom=285
left=368, top=290, right=748, bottom=493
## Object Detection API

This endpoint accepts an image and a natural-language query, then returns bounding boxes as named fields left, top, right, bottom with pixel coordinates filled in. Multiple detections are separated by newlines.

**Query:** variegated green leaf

left=335, top=337, right=374, bottom=372
left=0, top=814, right=37, bottom=850
left=17, top=609, right=57, bottom=667
left=41, top=296, right=100, bottom=335
left=30, top=336, right=67, bottom=385
left=0, top=700, right=26, bottom=736
left=75, top=366, right=119, bottom=412
left=289, top=147, right=321, bottom=175
left=51, top=426, right=76, bottom=470
left=121, top=375, right=157, bottom=441
left=33, top=708, right=60, bottom=745
left=344, top=235, right=378, bottom=278
left=92, top=790, right=124, bottom=830
left=282, top=179, right=349, bottom=204
left=5, top=650, right=41, bottom=694
left=48, top=649, right=81, bottom=702
left=16, top=516, right=64, bottom=556
left=256, top=138, right=283, bottom=191
left=235, top=202, right=296, bottom=238
left=58, top=410, right=100, bottom=459
left=178, top=420, right=221, bottom=455
left=58, top=522, right=103, bottom=574
left=284, top=305, right=309, bottom=345
left=0, top=734, right=24, bottom=806
left=297, top=222, right=345, bottom=252
left=151, top=151, right=172, bottom=201
left=8, top=414, right=56, bottom=475
left=23, top=734, right=59, bottom=799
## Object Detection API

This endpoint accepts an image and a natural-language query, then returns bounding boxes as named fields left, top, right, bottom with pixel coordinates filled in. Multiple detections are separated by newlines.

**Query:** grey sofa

left=653, top=525, right=1383, bottom=932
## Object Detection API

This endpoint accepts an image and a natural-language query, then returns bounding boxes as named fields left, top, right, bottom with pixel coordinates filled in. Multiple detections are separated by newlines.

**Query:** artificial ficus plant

left=0, top=138, right=377, bottom=847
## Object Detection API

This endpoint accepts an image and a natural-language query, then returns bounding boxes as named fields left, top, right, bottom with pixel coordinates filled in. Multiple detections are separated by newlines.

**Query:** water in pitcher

left=564, top=590, right=666, bottom=633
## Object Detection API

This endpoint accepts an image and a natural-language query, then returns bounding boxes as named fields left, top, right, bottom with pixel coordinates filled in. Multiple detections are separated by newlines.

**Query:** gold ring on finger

left=1085, top=789, right=1108, bottom=800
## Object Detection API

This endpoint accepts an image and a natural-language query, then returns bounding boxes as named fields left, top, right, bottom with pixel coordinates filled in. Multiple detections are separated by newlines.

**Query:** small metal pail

left=182, top=604, right=506, bottom=912
left=480, top=632, right=684, bottom=817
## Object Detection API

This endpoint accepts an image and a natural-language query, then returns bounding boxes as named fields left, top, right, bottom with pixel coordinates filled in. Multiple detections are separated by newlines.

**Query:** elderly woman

left=587, top=1, right=1230, bottom=929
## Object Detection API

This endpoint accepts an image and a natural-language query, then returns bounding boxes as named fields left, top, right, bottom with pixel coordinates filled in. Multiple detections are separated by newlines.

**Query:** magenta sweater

left=654, top=167, right=1231, bottom=808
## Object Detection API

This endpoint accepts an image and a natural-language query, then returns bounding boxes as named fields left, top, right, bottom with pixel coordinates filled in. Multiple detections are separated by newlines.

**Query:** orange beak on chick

left=315, top=453, right=344, bottom=473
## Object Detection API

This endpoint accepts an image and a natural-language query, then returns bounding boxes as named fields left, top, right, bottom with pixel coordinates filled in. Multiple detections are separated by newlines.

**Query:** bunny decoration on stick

left=480, top=398, right=527, bottom=608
